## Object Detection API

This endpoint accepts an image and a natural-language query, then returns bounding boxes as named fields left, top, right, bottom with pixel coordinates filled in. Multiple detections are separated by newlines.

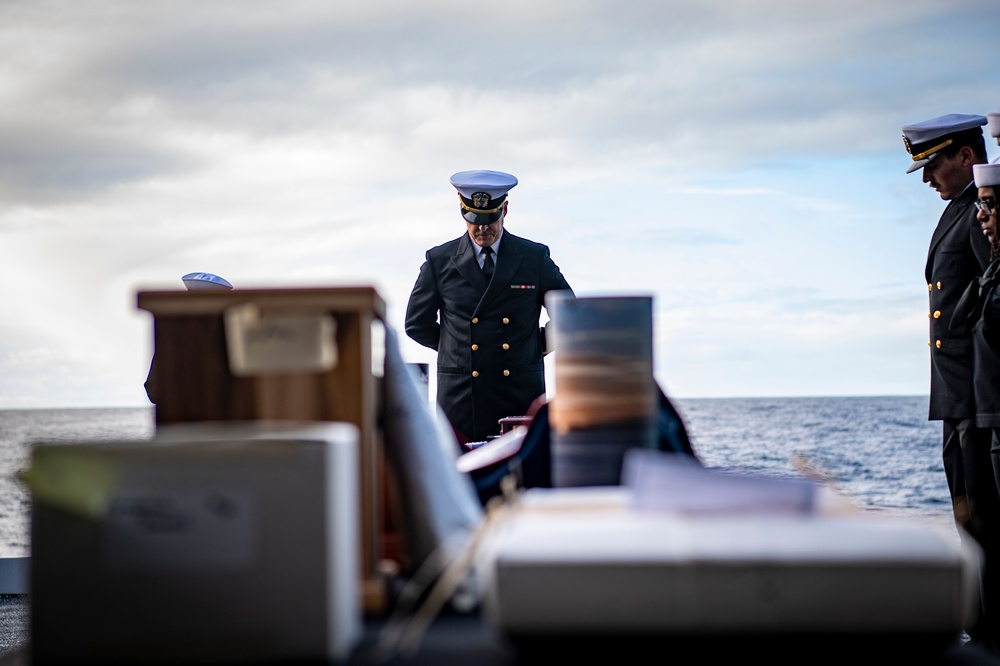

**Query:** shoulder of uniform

left=502, top=231, right=549, bottom=253
left=426, top=235, right=470, bottom=257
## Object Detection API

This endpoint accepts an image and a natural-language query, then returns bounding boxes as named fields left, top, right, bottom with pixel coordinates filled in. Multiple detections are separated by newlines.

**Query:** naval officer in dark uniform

left=405, top=170, right=573, bottom=444
left=904, top=113, right=1000, bottom=653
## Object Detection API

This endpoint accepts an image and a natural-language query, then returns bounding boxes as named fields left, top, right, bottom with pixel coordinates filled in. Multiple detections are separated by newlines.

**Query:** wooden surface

left=137, top=286, right=392, bottom=613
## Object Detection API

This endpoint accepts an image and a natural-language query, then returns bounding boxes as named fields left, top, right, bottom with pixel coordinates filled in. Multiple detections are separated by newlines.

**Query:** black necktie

left=481, top=246, right=495, bottom=281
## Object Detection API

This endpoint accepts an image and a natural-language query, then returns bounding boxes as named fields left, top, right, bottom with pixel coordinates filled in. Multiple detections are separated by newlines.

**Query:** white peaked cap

left=974, top=163, right=1000, bottom=188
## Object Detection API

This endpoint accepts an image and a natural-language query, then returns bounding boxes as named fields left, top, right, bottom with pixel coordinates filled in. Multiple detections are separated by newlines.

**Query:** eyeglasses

left=975, top=198, right=997, bottom=215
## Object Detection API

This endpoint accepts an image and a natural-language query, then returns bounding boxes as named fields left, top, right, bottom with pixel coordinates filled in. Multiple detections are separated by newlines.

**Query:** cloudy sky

left=2, top=0, right=999, bottom=409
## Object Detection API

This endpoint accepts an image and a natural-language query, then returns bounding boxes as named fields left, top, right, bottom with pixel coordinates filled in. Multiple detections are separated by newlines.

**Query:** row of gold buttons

left=471, top=317, right=512, bottom=324
left=471, top=317, right=513, bottom=376
left=928, top=281, right=944, bottom=349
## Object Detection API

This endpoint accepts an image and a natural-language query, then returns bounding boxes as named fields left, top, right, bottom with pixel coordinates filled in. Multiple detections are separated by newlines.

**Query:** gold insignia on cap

left=472, top=192, right=491, bottom=208
left=458, top=193, right=505, bottom=215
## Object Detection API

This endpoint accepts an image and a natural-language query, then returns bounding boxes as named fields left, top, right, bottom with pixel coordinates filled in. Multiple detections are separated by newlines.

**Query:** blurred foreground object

left=459, top=384, right=698, bottom=505
left=143, top=272, right=233, bottom=404
left=380, top=327, right=482, bottom=573
left=476, top=451, right=979, bottom=653
left=26, top=422, right=361, bottom=664
left=545, top=293, right=658, bottom=486
left=180, top=272, right=233, bottom=291
left=137, top=286, right=393, bottom=613
left=622, top=448, right=816, bottom=515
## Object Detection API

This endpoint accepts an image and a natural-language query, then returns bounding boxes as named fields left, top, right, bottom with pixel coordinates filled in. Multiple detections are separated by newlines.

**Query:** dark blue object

left=470, top=384, right=699, bottom=504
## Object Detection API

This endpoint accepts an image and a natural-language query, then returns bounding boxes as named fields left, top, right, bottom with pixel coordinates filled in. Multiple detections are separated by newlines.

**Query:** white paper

left=622, top=448, right=817, bottom=515
left=224, top=303, right=338, bottom=376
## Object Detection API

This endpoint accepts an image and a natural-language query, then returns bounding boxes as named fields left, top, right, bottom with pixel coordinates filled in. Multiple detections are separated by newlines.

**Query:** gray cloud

left=0, top=0, right=995, bottom=405
left=3, top=0, right=996, bottom=209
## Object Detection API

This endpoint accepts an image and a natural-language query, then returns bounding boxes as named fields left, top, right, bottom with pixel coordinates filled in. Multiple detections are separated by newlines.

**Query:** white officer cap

left=974, top=163, right=1000, bottom=188
left=182, top=272, right=233, bottom=290
left=987, top=104, right=1000, bottom=139
left=450, top=170, right=518, bottom=225
left=901, top=113, right=987, bottom=174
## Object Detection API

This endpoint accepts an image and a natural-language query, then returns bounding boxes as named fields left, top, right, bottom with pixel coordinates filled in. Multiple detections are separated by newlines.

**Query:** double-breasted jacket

left=405, top=231, right=573, bottom=442
left=927, top=183, right=992, bottom=420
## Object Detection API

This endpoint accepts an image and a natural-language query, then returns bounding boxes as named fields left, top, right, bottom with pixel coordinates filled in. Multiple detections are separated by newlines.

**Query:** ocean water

left=0, top=407, right=155, bottom=557
left=676, top=395, right=953, bottom=521
left=0, top=395, right=955, bottom=557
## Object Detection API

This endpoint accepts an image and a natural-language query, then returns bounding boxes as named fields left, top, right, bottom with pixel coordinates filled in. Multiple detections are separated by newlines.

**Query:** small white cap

left=181, top=272, right=233, bottom=290
left=988, top=112, right=1000, bottom=139
left=974, top=163, right=1000, bottom=188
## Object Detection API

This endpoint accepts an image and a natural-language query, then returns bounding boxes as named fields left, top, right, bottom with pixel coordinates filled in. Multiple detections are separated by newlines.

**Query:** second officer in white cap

left=405, top=170, right=573, bottom=456
left=987, top=105, right=1000, bottom=155
left=904, top=113, right=999, bottom=653
left=962, top=162, right=1000, bottom=436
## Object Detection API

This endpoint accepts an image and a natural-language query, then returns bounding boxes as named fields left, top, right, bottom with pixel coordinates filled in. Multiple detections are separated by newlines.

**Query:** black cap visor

left=462, top=208, right=504, bottom=225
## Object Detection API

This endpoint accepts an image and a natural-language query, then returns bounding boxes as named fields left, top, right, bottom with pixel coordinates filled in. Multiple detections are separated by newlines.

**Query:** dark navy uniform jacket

left=970, top=260, right=1000, bottom=428
left=952, top=257, right=1000, bottom=428
left=927, top=183, right=991, bottom=420
left=405, top=230, right=573, bottom=442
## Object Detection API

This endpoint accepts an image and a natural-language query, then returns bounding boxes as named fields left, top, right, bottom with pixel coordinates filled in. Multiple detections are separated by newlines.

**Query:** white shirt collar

left=475, top=230, right=502, bottom=259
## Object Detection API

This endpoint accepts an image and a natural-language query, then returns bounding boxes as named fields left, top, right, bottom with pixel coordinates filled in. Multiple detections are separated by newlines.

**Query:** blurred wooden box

left=137, top=286, right=389, bottom=612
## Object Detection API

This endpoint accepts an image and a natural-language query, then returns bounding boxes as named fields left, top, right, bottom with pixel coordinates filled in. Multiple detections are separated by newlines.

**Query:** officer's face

left=467, top=201, right=507, bottom=248
left=922, top=148, right=973, bottom=200
left=978, top=186, right=998, bottom=245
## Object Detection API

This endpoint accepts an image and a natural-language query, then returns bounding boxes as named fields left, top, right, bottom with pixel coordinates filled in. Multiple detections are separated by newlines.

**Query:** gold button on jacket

left=472, top=371, right=479, bottom=378
left=502, top=317, right=510, bottom=324
left=471, top=344, right=478, bottom=351
left=502, top=343, right=510, bottom=350
left=503, top=369, right=510, bottom=377
left=933, top=311, right=941, bottom=319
